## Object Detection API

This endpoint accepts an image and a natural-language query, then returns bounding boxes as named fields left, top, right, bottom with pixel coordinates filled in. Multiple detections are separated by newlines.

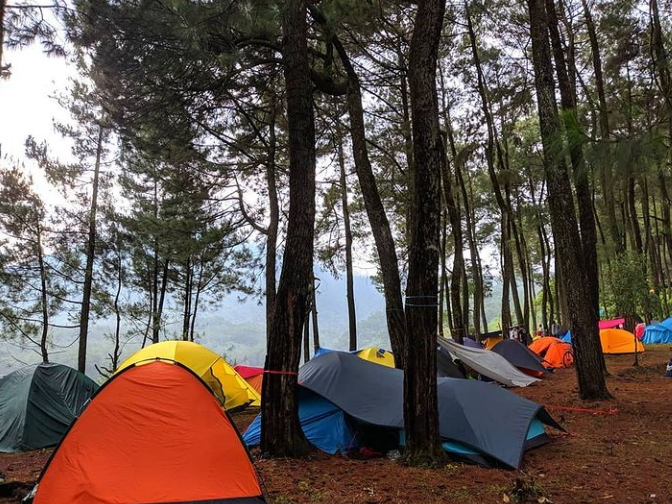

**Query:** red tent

left=598, top=318, right=625, bottom=330
left=234, top=365, right=264, bottom=395
left=32, top=361, right=265, bottom=504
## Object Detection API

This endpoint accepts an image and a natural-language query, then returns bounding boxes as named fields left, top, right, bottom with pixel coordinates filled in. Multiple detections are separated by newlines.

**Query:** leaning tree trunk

left=329, top=34, right=407, bottom=367
left=526, top=0, right=611, bottom=400
left=403, top=0, right=446, bottom=466
left=78, top=124, right=104, bottom=373
left=260, top=0, right=314, bottom=457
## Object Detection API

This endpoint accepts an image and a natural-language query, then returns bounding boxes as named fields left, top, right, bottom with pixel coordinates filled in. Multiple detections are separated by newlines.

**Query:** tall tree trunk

left=465, top=1, right=516, bottom=334
left=403, top=0, right=445, bottom=465
left=150, top=179, right=160, bottom=345
left=337, top=134, right=358, bottom=351
left=111, top=251, right=123, bottom=372
left=538, top=224, right=550, bottom=331
left=266, top=97, right=280, bottom=340
left=311, top=275, right=320, bottom=353
left=526, top=0, right=610, bottom=400
left=500, top=216, right=512, bottom=334
left=650, top=0, right=672, bottom=270
left=441, top=153, right=465, bottom=343
left=303, top=302, right=310, bottom=364
left=438, top=71, right=465, bottom=342
left=78, top=125, right=103, bottom=372
left=37, top=225, right=49, bottom=363
left=446, top=108, right=482, bottom=337
left=400, top=65, right=415, bottom=245
left=547, top=0, right=603, bottom=368
left=261, top=0, right=314, bottom=457
left=152, top=260, right=169, bottom=344
left=189, top=264, right=203, bottom=341
left=326, top=32, right=406, bottom=367
left=181, top=257, right=192, bottom=341
left=439, top=211, right=448, bottom=337
left=580, top=0, right=622, bottom=253
left=650, top=0, right=672, bottom=168
left=142, top=289, right=152, bottom=349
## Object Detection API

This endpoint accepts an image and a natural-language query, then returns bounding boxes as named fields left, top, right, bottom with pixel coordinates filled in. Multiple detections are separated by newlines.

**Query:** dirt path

left=1, top=347, right=670, bottom=504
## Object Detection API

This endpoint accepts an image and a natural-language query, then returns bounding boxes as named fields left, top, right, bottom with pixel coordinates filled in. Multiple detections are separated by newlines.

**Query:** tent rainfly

left=0, top=363, right=98, bottom=453
left=118, top=341, right=260, bottom=411
left=245, top=351, right=562, bottom=469
left=27, top=361, right=266, bottom=504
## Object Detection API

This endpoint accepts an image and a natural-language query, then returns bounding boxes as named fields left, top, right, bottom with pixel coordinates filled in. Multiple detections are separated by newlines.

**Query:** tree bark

left=580, top=0, right=622, bottom=253
left=327, top=33, right=407, bottom=367
left=37, top=224, right=49, bottom=363
left=78, top=125, right=103, bottom=372
left=152, top=259, right=169, bottom=344
left=438, top=70, right=465, bottom=341
left=446, top=108, right=483, bottom=337
left=526, top=0, right=610, bottom=400
left=266, top=97, right=280, bottom=340
left=111, top=250, right=123, bottom=372
left=303, top=302, right=310, bottom=364
left=403, top=0, right=445, bottom=465
left=181, top=257, right=192, bottom=341
left=465, top=2, right=516, bottom=334
left=189, top=263, right=203, bottom=341
left=337, top=134, right=358, bottom=351
left=546, top=0, right=603, bottom=370
left=650, top=0, right=672, bottom=262
left=311, top=275, right=320, bottom=354
left=261, top=0, right=314, bottom=457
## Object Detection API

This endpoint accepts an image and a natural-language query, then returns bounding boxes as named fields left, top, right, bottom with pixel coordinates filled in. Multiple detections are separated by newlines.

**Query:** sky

left=0, top=44, right=75, bottom=199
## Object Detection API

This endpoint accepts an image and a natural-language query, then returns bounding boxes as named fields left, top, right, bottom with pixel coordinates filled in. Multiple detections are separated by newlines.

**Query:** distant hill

left=0, top=272, right=387, bottom=376
left=0, top=272, right=511, bottom=378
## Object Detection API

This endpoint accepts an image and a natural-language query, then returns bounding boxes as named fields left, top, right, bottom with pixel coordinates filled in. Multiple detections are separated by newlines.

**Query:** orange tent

left=234, top=365, right=264, bottom=395
left=32, top=361, right=265, bottom=504
left=528, top=337, right=574, bottom=368
left=600, top=329, right=645, bottom=354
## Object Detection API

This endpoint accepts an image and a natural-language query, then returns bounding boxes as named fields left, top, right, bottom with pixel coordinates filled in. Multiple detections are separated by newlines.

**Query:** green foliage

left=603, top=252, right=654, bottom=321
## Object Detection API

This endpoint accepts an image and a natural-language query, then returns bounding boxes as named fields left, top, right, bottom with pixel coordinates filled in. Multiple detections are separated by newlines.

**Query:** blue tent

left=561, top=331, right=572, bottom=344
left=244, top=352, right=562, bottom=469
left=244, top=388, right=358, bottom=454
left=642, top=318, right=672, bottom=344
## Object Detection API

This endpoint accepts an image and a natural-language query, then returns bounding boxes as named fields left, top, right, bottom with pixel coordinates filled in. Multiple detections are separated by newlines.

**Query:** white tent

left=438, top=338, right=539, bottom=387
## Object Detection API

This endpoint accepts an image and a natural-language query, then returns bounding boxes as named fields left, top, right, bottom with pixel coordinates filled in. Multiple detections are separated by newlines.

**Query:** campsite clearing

left=1, top=346, right=671, bottom=504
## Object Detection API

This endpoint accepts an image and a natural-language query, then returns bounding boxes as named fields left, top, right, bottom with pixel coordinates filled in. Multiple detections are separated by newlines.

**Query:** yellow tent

left=356, top=347, right=395, bottom=368
left=117, top=341, right=260, bottom=411
left=484, top=336, right=503, bottom=350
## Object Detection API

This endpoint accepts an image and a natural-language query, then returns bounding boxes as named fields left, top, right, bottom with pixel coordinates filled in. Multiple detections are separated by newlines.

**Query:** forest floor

left=1, top=346, right=670, bottom=504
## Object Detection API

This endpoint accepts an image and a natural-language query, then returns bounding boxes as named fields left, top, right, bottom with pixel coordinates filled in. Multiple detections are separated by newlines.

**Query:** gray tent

left=0, top=363, right=98, bottom=452
left=491, top=339, right=548, bottom=376
left=295, top=351, right=562, bottom=468
left=439, top=338, right=539, bottom=387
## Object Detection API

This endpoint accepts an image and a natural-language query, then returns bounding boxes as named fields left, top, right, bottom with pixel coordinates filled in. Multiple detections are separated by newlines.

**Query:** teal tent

left=0, top=363, right=98, bottom=452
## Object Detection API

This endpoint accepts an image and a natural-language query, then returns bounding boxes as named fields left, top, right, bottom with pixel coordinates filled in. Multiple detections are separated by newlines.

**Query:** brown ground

left=1, top=347, right=671, bottom=504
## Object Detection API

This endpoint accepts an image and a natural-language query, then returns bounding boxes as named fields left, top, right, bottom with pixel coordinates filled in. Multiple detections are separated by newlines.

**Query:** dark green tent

left=0, top=363, right=98, bottom=452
